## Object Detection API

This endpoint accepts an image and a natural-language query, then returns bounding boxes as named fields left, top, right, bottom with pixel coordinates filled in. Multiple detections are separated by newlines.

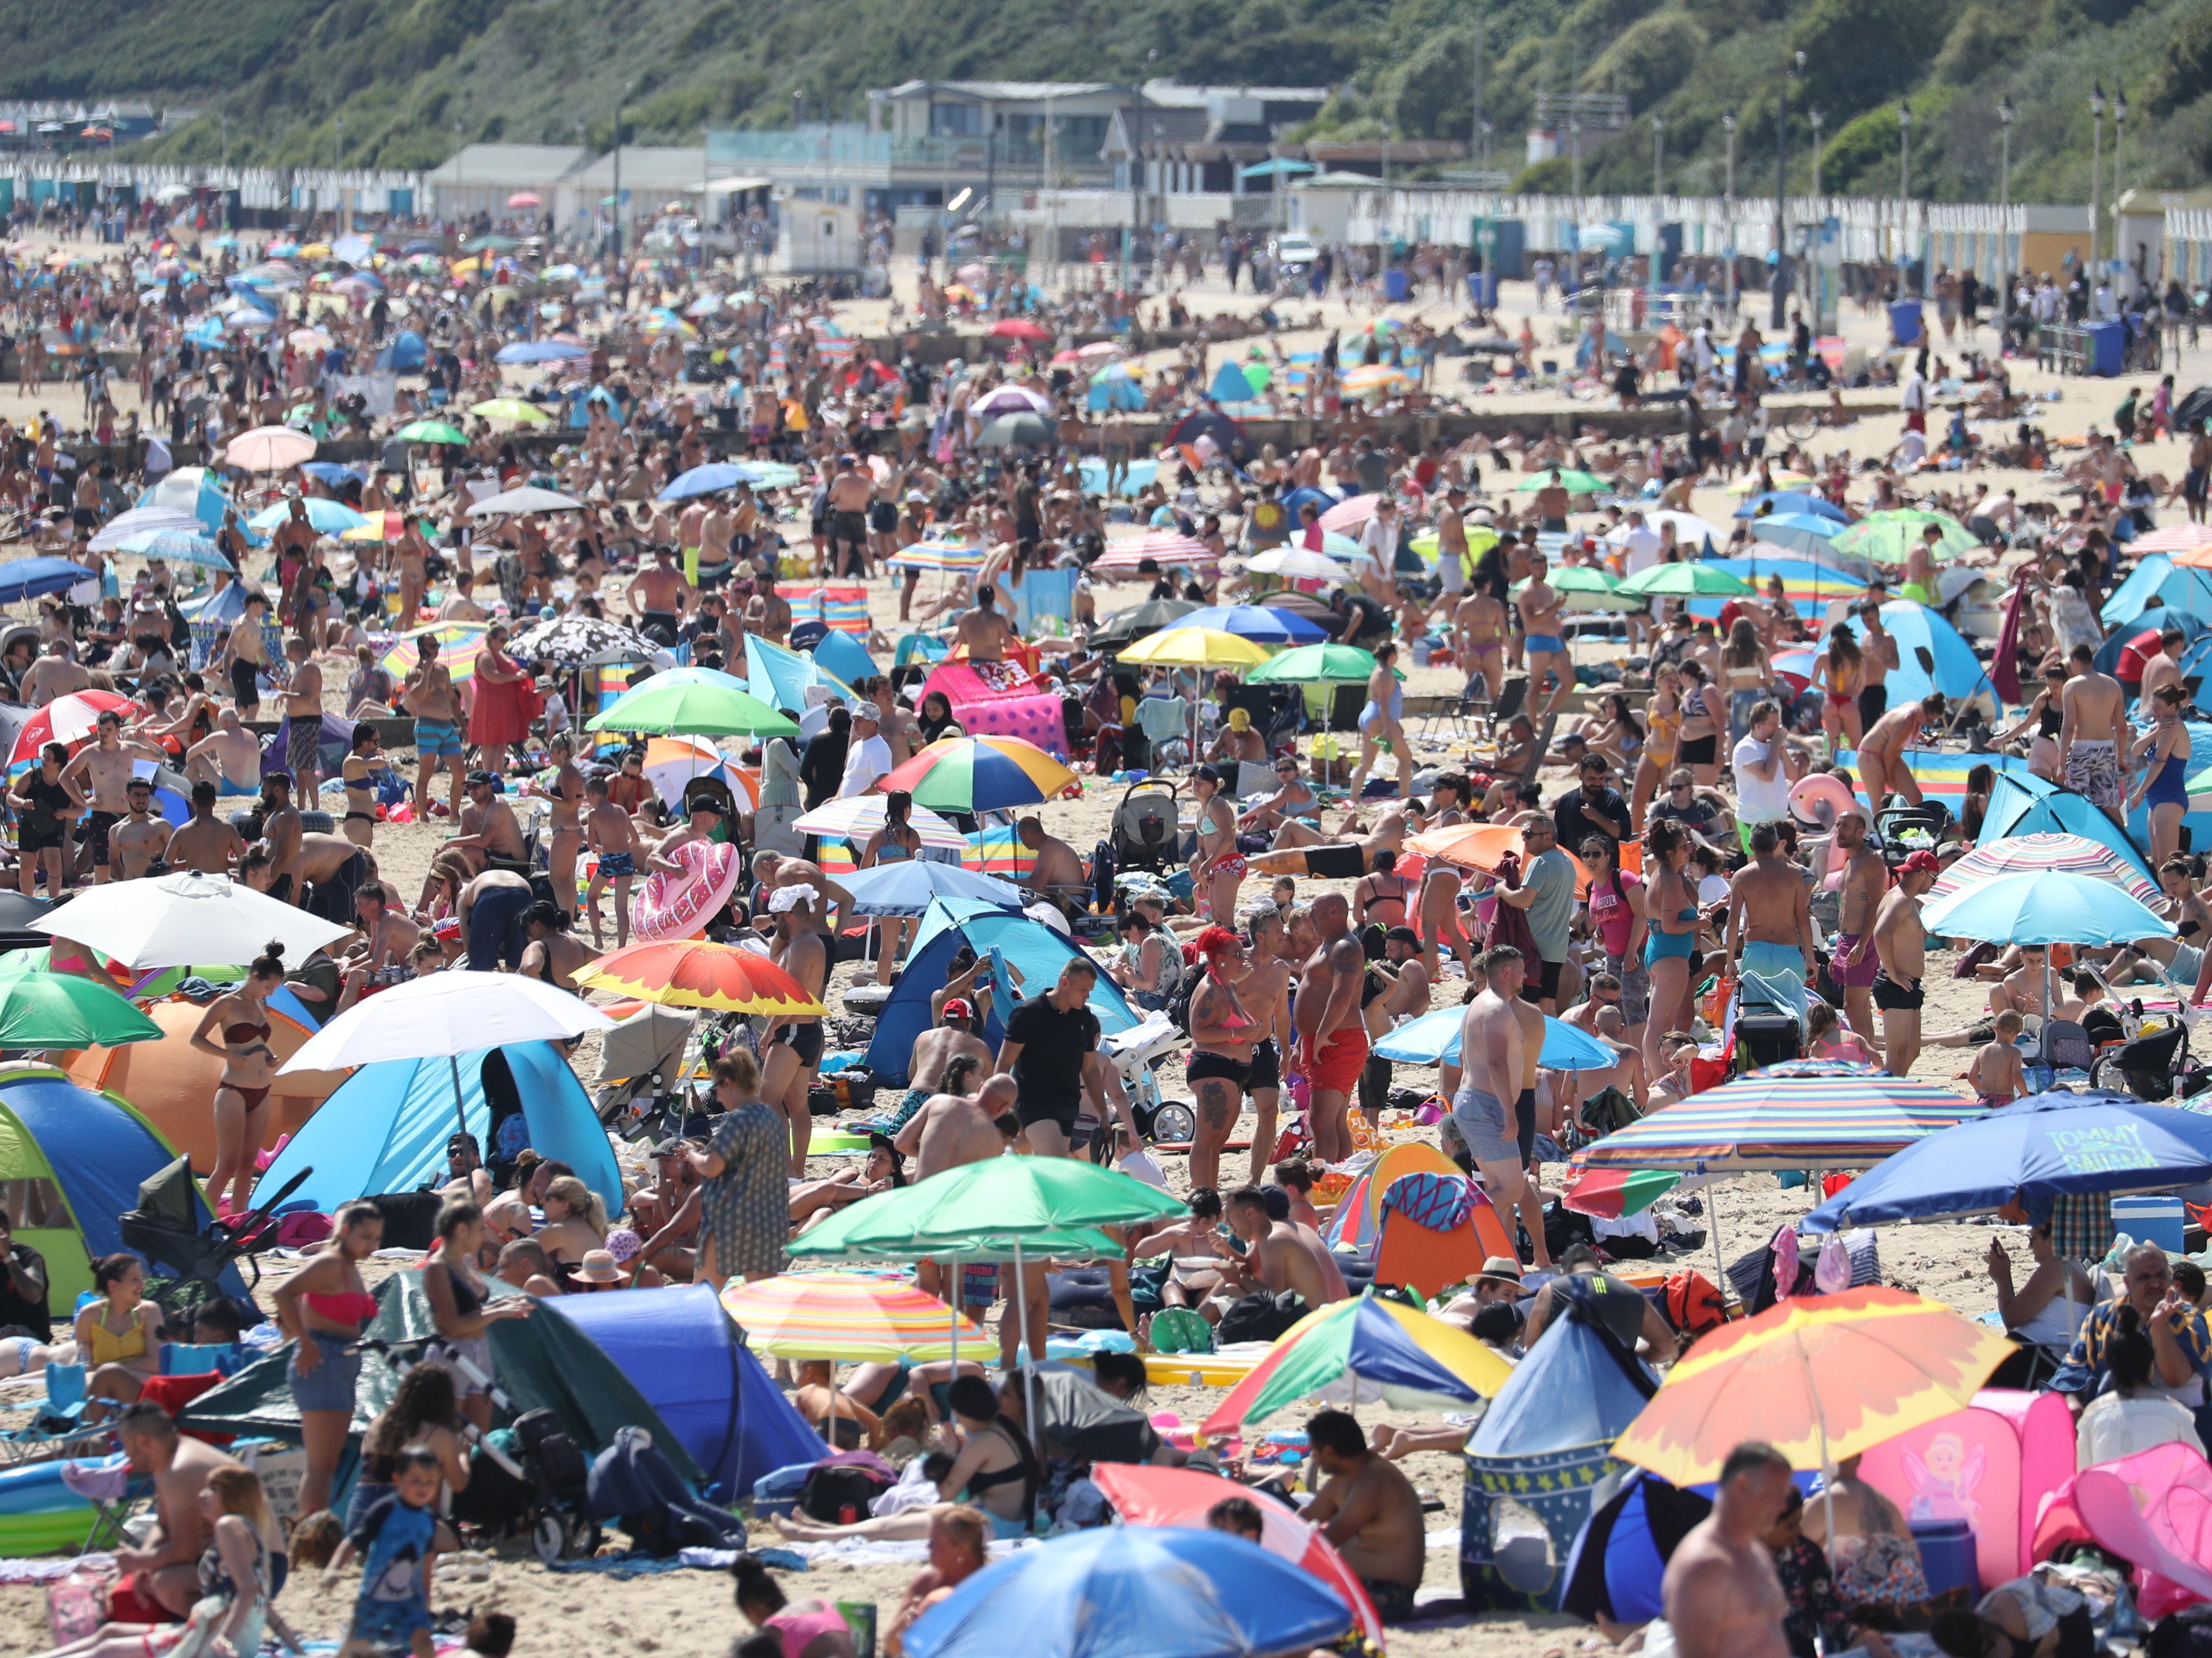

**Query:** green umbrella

left=1830, top=509, right=1981, bottom=566
left=0, top=955, right=162, bottom=1048
left=1247, top=643, right=1389, bottom=683
left=1510, top=469, right=1608, bottom=494
left=1509, top=566, right=1643, bottom=613
left=394, top=420, right=467, bottom=445
left=1617, top=562, right=1757, bottom=597
left=585, top=679, right=798, bottom=737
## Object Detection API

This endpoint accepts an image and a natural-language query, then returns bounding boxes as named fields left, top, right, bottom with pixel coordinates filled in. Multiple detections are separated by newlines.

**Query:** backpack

left=1662, top=1271, right=1729, bottom=1340
left=1166, top=947, right=1202, bottom=1034
left=1578, top=1085, right=1641, bottom=1139
left=799, top=1460, right=895, bottom=1524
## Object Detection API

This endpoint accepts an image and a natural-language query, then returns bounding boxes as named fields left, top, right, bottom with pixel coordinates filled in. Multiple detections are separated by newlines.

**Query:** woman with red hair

left=1184, top=927, right=1258, bottom=1191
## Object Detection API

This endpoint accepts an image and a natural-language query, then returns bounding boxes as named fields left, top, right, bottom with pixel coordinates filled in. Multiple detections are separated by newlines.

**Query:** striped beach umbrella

left=1578, top=1074, right=1986, bottom=1173
left=965, top=824, right=1030, bottom=878
left=887, top=540, right=987, bottom=572
left=791, top=795, right=968, bottom=849
left=879, top=735, right=1079, bottom=814
left=571, top=939, right=823, bottom=1015
left=1928, top=832, right=2160, bottom=906
left=722, top=1272, right=982, bottom=1361
left=1198, top=1291, right=1513, bottom=1435
left=1091, top=531, right=1216, bottom=575
left=380, top=621, right=488, bottom=686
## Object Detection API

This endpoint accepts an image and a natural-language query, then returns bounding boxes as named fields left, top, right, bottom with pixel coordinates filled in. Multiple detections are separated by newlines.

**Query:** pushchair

left=1873, top=801, right=1950, bottom=869
left=1109, top=779, right=1182, bottom=876
left=593, top=1002, right=705, bottom=1140
left=118, top=1156, right=313, bottom=1309
left=2091, top=1018, right=2192, bottom=1101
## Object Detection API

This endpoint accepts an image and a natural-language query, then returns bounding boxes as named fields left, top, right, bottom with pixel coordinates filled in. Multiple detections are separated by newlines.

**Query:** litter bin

left=1887, top=300, right=1924, bottom=347
left=1384, top=267, right=1411, bottom=303
left=2082, top=318, right=2126, bottom=376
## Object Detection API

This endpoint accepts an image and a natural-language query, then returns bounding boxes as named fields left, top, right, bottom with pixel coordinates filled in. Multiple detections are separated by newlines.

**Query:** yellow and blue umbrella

left=379, top=621, right=488, bottom=686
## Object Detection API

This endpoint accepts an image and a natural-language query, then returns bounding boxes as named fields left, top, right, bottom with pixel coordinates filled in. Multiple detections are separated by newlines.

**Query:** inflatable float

left=631, top=840, right=742, bottom=943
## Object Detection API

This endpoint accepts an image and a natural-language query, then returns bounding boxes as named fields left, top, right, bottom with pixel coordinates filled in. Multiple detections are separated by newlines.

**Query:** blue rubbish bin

left=2082, top=319, right=2126, bottom=376
left=1466, top=271, right=1496, bottom=308
left=1888, top=300, right=1924, bottom=347
left=1384, top=267, right=1410, bottom=303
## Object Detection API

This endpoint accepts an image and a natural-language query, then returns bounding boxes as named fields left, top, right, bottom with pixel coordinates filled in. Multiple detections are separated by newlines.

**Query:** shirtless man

left=108, top=775, right=174, bottom=879
left=751, top=850, right=858, bottom=943
left=280, top=635, right=324, bottom=803
left=448, top=771, right=529, bottom=873
left=1305, top=1407, right=1427, bottom=1622
left=292, top=832, right=377, bottom=925
left=2058, top=640, right=2131, bottom=822
left=676, top=496, right=710, bottom=584
left=1726, top=821, right=1816, bottom=996
left=2139, top=626, right=2190, bottom=708
left=627, top=544, right=694, bottom=647
left=183, top=707, right=263, bottom=798
left=214, top=593, right=272, bottom=718
left=114, top=1400, right=244, bottom=1615
left=1854, top=693, right=1946, bottom=812
left=401, top=632, right=466, bottom=821
left=889, top=1003, right=995, bottom=1133
left=869, top=676, right=919, bottom=768
left=1237, top=907, right=1296, bottom=1186
left=1854, top=598, right=1898, bottom=733
left=166, top=780, right=248, bottom=876
left=61, top=711, right=165, bottom=884
left=1454, top=946, right=1547, bottom=1266
left=762, top=886, right=829, bottom=1173
left=1663, top=1442, right=1795, bottom=1658
left=898, top=1071, right=1033, bottom=1345
left=1361, top=927, right=1430, bottom=1127
left=954, top=583, right=1014, bottom=662
left=1246, top=804, right=1418, bottom=880
left=1984, top=944, right=2057, bottom=1021
left=1293, top=893, right=1369, bottom=1164
left=334, top=882, right=423, bottom=1011
left=1872, top=849, right=1940, bottom=1077
left=20, top=639, right=91, bottom=707
left=748, top=572, right=792, bottom=647
left=1828, top=809, right=1891, bottom=1045
left=698, top=494, right=736, bottom=589
left=1516, top=552, right=1572, bottom=718
left=1222, top=1184, right=1347, bottom=1309
left=251, top=773, right=303, bottom=900
left=1015, top=814, right=1089, bottom=911
left=826, top=454, right=875, bottom=581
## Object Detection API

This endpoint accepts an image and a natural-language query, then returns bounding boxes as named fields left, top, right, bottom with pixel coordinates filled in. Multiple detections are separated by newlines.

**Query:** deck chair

left=1419, top=670, right=1489, bottom=744
left=0, top=1363, right=107, bottom=1469
left=1486, top=671, right=1529, bottom=736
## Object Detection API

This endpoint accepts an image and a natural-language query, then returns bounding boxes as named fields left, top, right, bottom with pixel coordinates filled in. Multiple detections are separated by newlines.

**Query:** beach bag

left=800, top=1460, right=895, bottom=1525
left=1662, top=1271, right=1729, bottom=1340
left=1216, top=1289, right=1306, bottom=1345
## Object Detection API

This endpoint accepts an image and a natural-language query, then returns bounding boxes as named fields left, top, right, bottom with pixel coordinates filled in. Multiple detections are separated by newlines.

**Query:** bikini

left=224, top=1012, right=274, bottom=1110
left=1359, top=874, right=1411, bottom=927
left=303, top=1290, right=379, bottom=1327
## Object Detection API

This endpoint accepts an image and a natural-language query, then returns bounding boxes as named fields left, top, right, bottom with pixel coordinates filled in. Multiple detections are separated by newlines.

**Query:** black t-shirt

left=1554, top=784, right=1629, bottom=852
left=1551, top=1270, right=1647, bottom=1351
left=1649, top=795, right=1720, bottom=835
left=1004, top=994, right=1100, bottom=1117
left=0, top=1242, right=51, bottom=1340
left=1339, top=594, right=1389, bottom=640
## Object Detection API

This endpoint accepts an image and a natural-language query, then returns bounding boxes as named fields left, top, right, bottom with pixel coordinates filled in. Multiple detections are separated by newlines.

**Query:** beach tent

left=1847, top=600, right=1997, bottom=717
left=257, top=710, right=357, bottom=782
left=866, top=899, right=1136, bottom=1085
left=2093, top=611, right=2212, bottom=683
left=374, top=330, right=426, bottom=372
left=810, top=628, right=877, bottom=689
left=255, top=1042, right=621, bottom=1215
left=744, top=634, right=854, bottom=717
left=545, top=1285, right=822, bottom=1501
left=0, top=1063, right=244, bottom=1315
left=1460, top=1301, right=1659, bottom=1611
left=69, top=998, right=347, bottom=1171
left=1561, top=1468, right=1712, bottom=1625
left=2102, top=554, right=2212, bottom=629
left=1978, top=773, right=2156, bottom=888
left=1324, top=1142, right=1515, bottom=1282
left=1857, top=1389, right=2075, bottom=1591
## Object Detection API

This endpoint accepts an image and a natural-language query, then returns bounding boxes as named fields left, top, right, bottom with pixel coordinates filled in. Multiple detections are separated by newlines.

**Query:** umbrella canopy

left=886, top=540, right=988, bottom=573
left=1752, top=512, right=1851, bottom=556
left=1618, top=563, right=1756, bottom=598
left=973, top=386, right=1054, bottom=416
left=656, top=462, right=753, bottom=502
left=393, top=419, right=467, bottom=445
left=986, top=318, right=1051, bottom=341
left=1405, top=822, right=1593, bottom=891
left=1373, top=1006, right=1617, bottom=1069
left=1245, top=643, right=1378, bottom=684
left=36, top=872, right=351, bottom=970
left=790, top=795, right=968, bottom=850
left=246, top=497, right=367, bottom=536
left=465, top=486, right=585, bottom=517
left=1511, top=469, right=1608, bottom=495
left=789, top=1155, right=1182, bottom=1258
left=1116, top=628, right=1271, bottom=669
left=1156, top=605, right=1328, bottom=645
left=279, top=971, right=612, bottom=1075
left=379, top=621, right=489, bottom=686
left=116, top=528, right=234, bottom=571
left=1611, top=1287, right=2013, bottom=1485
left=586, top=677, right=796, bottom=737
left=1246, top=546, right=1350, bottom=583
left=468, top=397, right=552, bottom=426
left=88, top=506, right=207, bottom=552
left=0, top=955, right=162, bottom=1048
left=507, top=615, right=653, bottom=666
left=9, top=689, right=137, bottom=762
left=1089, top=598, right=1199, bottom=652
left=1511, top=566, right=1639, bottom=613
left=721, top=1272, right=981, bottom=1361
left=902, top=1526, right=1353, bottom=1658
left=1578, top=1073, right=1985, bottom=1173
left=1090, top=532, right=1216, bottom=576
left=1199, top=1291, right=1513, bottom=1434
left=224, top=425, right=316, bottom=472
left=1736, top=491, right=1848, bottom=523
left=1918, top=870, right=2173, bottom=946
left=840, top=861, right=1026, bottom=917
left=878, top=736, right=1079, bottom=814
left=1928, top=833, right=2160, bottom=906
left=1561, top=1167, right=1684, bottom=1220
left=1831, top=509, right=1980, bottom=565
left=978, top=412, right=1053, bottom=448
left=1805, top=1090, right=2212, bottom=1231
left=570, top=940, right=822, bottom=1015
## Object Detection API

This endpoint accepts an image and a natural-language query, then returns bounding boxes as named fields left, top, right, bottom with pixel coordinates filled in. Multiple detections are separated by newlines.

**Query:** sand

left=0, top=238, right=2173, bottom=1654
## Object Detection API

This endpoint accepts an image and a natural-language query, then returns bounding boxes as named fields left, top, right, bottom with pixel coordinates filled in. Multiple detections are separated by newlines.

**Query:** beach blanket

left=923, top=662, right=1067, bottom=757
left=781, top=584, right=870, bottom=638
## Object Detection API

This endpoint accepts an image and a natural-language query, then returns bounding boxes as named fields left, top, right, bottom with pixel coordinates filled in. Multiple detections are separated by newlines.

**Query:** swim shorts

left=1305, top=1026, right=1369, bottom=1095
left=596, top=850, right=635, bottom=877
left=286, top=717, right=321, bottom=775
left=1872, top=971, right=1924, bottom=1012
left=1450, top=1085, right=1517, bottom=1164
left=413, top=717, right=462, bottom=759
left=1246, top=1038, right=1281, bottom=1093
left=86, top=810, right=120, bottom=867
left=2062, top=740, right=2122, bottom=812
left=1831, top=932, right=1881, bottom=988
left=1524, top=634, right=1565, bottom=655
left=1305, top=843, right=1366, bottom=880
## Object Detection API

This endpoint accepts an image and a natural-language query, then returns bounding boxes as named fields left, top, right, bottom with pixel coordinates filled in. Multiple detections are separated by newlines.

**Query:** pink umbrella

left=507, top=191, right=543, bottom=209
left=224, top=425, right=316, bottom=473
left=1771, top=648, right=1818, bottom=695
left=1318, top=493, right=1380, bottom=534
left=955, top=262, right=989, bottom=284
left=2131, top=523, right=2212, bottom=554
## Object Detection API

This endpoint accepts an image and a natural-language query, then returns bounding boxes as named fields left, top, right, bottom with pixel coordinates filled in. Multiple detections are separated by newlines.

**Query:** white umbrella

left=1248, top=546, right=1351, bottom=582
left=279, top=970, right=615, bottom=1130
left=88, top=506, right=205, bottom=552
left=466, top=485, right=586, bottom=517
left=792, top=795, right=969, bottom=850
left=225, top=425, right=317, bottom=473
left=35, top=872, right=352, bottom=970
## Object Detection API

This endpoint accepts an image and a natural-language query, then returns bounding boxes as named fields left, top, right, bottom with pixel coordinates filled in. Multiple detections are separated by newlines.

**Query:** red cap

left=942, top=998, right=975, bottom=1021
left=1898, top=850, right=1942, bottom=875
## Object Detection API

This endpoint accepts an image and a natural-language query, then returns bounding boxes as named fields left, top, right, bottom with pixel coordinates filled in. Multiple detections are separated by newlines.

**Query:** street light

left=1722, top=111, right=1738, bottom=314
left=2114, top=88, right=2128, bottom=276
left=1809, top=109, right=1824, bottom=200
left=2089, top=82, right=2105, bottom=268
left=1997, top=96, right=2014, bottom=306
left=1651, top=112, right=1665, bottom=199
left=1898, top=100, right=1913, bottom=293
left=1773, top=49, right=1802, bottom=328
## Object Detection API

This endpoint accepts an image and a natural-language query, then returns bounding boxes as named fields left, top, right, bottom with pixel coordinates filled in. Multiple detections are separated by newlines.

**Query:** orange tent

left=68, top=1000, right=350, bottom=1172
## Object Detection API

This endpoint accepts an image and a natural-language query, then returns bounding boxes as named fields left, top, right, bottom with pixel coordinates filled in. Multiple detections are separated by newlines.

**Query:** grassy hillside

left=5, top=0, right=2209, bottom=205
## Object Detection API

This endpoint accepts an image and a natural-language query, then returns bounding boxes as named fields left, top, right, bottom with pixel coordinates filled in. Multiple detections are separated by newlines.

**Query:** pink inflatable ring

left=631, top=839, right=742, bottom=943
left=1790, top=770, right=1858, bottom=829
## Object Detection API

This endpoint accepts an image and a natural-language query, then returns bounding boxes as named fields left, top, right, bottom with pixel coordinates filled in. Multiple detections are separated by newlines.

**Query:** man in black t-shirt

left=997, top=956, right=1117, bottom=1157
left=0, top=1214, right=50, bottom=1340
left=1552, top=756, right=1630, bottom=852
left=1331, top=590, right=1391, bottom=649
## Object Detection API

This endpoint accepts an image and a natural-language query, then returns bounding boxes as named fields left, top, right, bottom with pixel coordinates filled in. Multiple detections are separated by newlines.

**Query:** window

left=1059, top=116, right=1109, bottom=159
left=930, top=102, right=982, bottom=137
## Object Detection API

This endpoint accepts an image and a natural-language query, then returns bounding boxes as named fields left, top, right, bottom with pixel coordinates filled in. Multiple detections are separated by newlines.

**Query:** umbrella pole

left=1015, top=1239, right=1041, bottom=1453
left=449, top=1053, right=468, bottom=1136
left=1807, top=1341, right=1840, bottom=1607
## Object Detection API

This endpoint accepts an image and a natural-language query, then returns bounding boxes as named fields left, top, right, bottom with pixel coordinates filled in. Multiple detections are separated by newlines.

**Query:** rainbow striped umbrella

left=1091, top=532, right=1216, bottom=575
left=1928, top=832, right=2160, bottom=906
left=880, top=735, right=1079, bottom=813
left=379, top=621, right=488, bottom=686
left=888, top=540, right=987, bottom=572
left=964, top=824, right=1030, bottom=878
left=1579, top=1074, right=1985, bottom=1173
left=1198, top=1291, right=1513, bottom=1435
left=722, top=1272, right=982, bottom=1361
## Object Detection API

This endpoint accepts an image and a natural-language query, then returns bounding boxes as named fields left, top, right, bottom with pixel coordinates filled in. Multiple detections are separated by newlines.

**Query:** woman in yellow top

left=76, top=1253, right=162, bottom=1420
left=1633, top=665, right=1684, bottom=823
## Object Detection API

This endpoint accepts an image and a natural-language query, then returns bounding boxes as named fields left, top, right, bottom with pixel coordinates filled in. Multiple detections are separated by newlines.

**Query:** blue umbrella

left=657, top=462, right=749, bottom=502
left=1918, top=869, right=2172, bottom=947
left=494, top=340, right=590, bottom=364
left=902, top=1525, right=1352, bottom=1658
left=1804, top=1091, right=2212, bottom=1232
left=1373, top=1005, right=1616, bottom=1070
left=298, top=461, right=358, bottom=487
left=839, top=861, right=1025, bottom=917
left=1748, top=511, right=1848, bottom=555
left=1157, top=604, right=1327, bottom=645
left=1735, top=491, right=1847, bottom=523
left=246, top=498, right=368, bottom=535
left=117, top=530, right=235, bottom=570
left=0, top=558, right=93, bottom=604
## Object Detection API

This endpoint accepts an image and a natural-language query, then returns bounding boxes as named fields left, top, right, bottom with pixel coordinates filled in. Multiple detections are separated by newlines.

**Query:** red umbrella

left=988, top=318, right=1051, bottom=341
left=1771, top=648, right=1818, bottom=696
left=1088, top=1463, right=1384, bottom=1645
left=9, top=690, right=137, bottom=767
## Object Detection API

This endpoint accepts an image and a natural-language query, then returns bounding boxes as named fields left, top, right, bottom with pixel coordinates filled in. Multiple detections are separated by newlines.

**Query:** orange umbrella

left=1404, top=822, right=1594, bottom=896
left=571, top=939, right=823, bottom=1015
left=1611, top=1286, right=2013, bottom=1486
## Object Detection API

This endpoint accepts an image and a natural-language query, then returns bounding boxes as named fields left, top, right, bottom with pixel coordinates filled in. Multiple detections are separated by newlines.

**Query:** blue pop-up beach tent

left=546, top=1284, right=822, bottom=1500
left=1848, top=599, right=1997, bottom=715
left=2102, top=554, right=2212, bottom=629
left=1978, top=772, right=2157, bottom=887
left=256, top=1042, right=621, bottom=1214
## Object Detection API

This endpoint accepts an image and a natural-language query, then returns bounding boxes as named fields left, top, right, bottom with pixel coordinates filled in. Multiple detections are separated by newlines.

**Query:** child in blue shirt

left=328, top=1446, right=448, bottom=1658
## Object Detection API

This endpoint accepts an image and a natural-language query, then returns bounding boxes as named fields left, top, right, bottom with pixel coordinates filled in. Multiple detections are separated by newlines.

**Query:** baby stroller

left=1109, top=779, right=1182, bottom=876
left=118, top=1156, right=314, bottom=1309
left=2091, top=1018, right=2192, bottom=1101
left=1873, top=801, right=1950, bottom=869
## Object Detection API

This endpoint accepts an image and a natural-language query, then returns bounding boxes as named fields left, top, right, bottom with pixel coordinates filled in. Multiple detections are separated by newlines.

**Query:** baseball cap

left=466, top=769, right=501, bottom=788
left=1898, top=850, right=1942, bottom=875
left=1227, top=707, right=1251, bottom=731
left=943, top=997, right=975, bottom=1020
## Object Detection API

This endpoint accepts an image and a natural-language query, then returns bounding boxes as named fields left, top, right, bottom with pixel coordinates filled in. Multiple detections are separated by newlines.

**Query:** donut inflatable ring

left=632, top=839, right=742, bottom=943
left=1790, top=771, right=1858, bottom=829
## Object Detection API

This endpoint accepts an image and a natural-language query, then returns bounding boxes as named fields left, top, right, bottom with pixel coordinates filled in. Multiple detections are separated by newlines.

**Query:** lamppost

left=1997, top=95, right=2014, bottom=308
left=2114, top=88, right=2128, bottom=282
left=612, top=84, right=632, bottom=267
left=1773, top=49, right=1801, bottom=327
left=2089, top=82, right=2105, bottom=269
left=1651, top=112, right=1665, bottom=199
left=1898, top=100, right=1912, bottom=293
left=1722, top=111, right=1737, bottom=314
left=1809, top=109, right=1824, bottom=201
left=1806, top=107, right=1824, bottom=312
left=219, top=112, right=230, bottom=230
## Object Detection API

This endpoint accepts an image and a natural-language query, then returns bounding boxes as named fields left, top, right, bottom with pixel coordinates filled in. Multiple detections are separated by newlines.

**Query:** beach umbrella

left=973, top=386, right=1054, bottom=417
left=885, top=540, right=987, bottom=572
left=380, top=621, right=489, bottom=687
left=1724, top=468, right=1815, bottom=495
left=839, top=861, right=1026, bottom=917
left=1243, top=643, right=1376, bottom=684
left=1199, top=1291, right=1512, bottom=1435
left=721, top=1272, right=981, bottom=1361
left=34, top=871, right=351, bottom=970
left=466, top=485, right=585, bottom=516
left=0, top=954, right=163, bottom=1048
left=1116, top=628, right=1271, bottom=670
left=1372, top=1006, right=1616, bottom=1069
left=8, top=689, right=140, bottom=762
left=468, top=397, right=551, bottom=426
left=1090, top=532, right=1216, bottom=576
left=1920, top=869, right=2172, bottom=947
left=1831, top=509, right=1980, bottom=565
left=117, top=529, right=234, bottom=570
left=656, top=462, right=753, bottom=501
left=1342, top=363, right=1413, bottom=399
left=586, top=678, right=796, bottom=738
left=978, top=412, right=1053, bottom=448
left=394, top=419, right=467, bottom=445
left=1612, top=1287, right=2012, bottom=1498
left=901, top=1526, right=1353, bottom=1658
left=1561, top=1167, right=1683, bottom=1220
left=492, top=340, right=589, bottom=365
left=1089, top=1464, right=1384, bottom=1646
left=1511, top=469, right=1608, bottom=495
left=1509, top=565, right=1640, bottom=612
left=1735, top=491, right=1847, bottom=523
left=1156, top=604, right=1328, bottom=645
left=1770, top=648, right=1818, bottom=695
left=790, top=795, right=969, bottom=850
left=1751, top=512, right=1850, bottom=556
left=506, top=191, right=542, bottom=209
left=1805, top=1090, right=2212, bottom=1231
left=1245, top=546, right=1350, bottom=583
left=986, top=318, right=1052, bottom=341
left=879, top=735, right=1079, bottom=814
left=1316, top=494, right=1380, bottom=535
left=246, top=496, right=367, bottom=535
left=507, top=615, right=652, bottom=666
left=1618, top=563, right=1756, bottom=598
left=1405, top=821, right=1593, bottom=891
left=2137, top=524, right=2212, bottom=556
left=224, top=426, right=316, bottom=472
left=1088, top=598, right=1198, bottom=652
left=88, top=506, right=207, bottom=552
left=1577, top=1073, right=1985, bottom=1173
left=570, top=939, right=823, bottom=1015
left=1928, top=833, right=2160, bottom=906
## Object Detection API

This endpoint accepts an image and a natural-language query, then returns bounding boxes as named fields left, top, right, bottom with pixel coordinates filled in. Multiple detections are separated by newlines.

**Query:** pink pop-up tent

left=1857, top=1388, right=2077, bottom=1590
left=2031, top=1442, right=2212, bottom=1617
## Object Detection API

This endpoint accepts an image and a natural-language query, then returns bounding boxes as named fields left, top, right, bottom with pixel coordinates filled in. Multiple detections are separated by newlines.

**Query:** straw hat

left=573, top=1249, right=624, bottom=1284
